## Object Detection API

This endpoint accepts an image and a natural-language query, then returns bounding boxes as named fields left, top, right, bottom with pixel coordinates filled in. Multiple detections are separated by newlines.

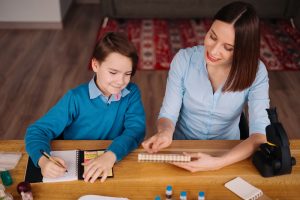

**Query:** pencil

left=40, top=150, right=68, bottom=172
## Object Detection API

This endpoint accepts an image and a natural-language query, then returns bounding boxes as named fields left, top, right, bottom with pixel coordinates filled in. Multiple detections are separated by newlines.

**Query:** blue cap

left=155, top=196, right=161, bottom=200
left=180, top=191, right=187, bottom=196
left=199, top=191, right=205, bottom=197
left=166, top=185, right=172, bottom=191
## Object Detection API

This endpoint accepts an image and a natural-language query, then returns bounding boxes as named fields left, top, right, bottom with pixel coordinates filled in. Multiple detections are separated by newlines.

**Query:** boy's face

left=92, top=52, right=133, bottom=97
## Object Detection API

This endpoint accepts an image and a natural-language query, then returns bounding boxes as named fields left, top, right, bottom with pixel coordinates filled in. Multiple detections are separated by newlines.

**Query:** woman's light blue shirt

left=159, top=46, right=270, bottom=140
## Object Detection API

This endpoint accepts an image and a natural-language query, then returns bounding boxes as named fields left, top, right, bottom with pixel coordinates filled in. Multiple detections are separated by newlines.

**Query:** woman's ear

left=91, top=58, right=99, bottom=72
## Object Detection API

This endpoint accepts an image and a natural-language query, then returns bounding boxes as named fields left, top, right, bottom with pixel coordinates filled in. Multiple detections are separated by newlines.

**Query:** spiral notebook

left=25, top=149, right=113, bottom=183
left=225, top=177, right=263, bottom=200
left=138, top=153, right=191, bottom=162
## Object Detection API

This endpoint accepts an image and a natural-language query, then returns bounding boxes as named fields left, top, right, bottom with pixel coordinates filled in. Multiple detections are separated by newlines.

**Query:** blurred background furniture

left=99, top=0, right=300, bottom=29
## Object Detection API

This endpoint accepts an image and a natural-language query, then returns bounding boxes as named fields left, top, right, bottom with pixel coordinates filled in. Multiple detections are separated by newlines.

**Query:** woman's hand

left=38, top=156, right=67, bottom=178
left=142, top=118, right=175, bottom=153
left=171, top=152, right=223, bottom=172
left=82, top=151, right=116, bottom=183
left=142, top=130, right=173, bottom=153
left=172, top=133, right=266, bottom=172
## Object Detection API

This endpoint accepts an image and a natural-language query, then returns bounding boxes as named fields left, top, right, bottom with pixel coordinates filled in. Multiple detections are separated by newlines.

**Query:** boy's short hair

left=93, top=32, right=138, bottom=76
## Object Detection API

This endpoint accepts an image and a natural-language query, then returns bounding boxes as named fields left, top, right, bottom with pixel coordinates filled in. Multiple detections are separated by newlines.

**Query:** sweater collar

left=88, top=77, right=130, bottom=102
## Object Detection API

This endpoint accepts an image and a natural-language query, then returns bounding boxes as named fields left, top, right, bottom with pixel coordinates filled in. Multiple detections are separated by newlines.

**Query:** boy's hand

left=38, top=156, right=67, bottom=178
left=82, top=151, right=116, bottom=183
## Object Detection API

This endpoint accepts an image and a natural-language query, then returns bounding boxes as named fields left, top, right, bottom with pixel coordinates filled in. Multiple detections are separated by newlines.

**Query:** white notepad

left=41, top=150, right=113, bottom=183
left=225, top=177, right=263, bottom=200
left=43, top=150, right=78, bottom=183
left=78, top=195, right=128, bottom=200
left=25, top=149, right=113, bottom=183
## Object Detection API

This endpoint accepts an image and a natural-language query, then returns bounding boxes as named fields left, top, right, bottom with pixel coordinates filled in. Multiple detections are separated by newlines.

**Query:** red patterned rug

left=95, top=19, right=300, bottom=71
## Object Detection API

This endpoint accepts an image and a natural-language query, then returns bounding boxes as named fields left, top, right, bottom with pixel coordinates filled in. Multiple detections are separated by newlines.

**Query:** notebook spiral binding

left=138, top=153, right=191, bottom=162
left=76, top=150, right=79, bottom=177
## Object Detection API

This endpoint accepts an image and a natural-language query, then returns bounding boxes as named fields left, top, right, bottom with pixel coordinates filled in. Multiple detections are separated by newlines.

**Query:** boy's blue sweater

left=25, top=82, right=146, bottom=166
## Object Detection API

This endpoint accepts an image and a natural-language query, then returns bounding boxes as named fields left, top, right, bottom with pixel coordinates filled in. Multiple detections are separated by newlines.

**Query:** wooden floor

left=0, top=4, right=299, bottom=140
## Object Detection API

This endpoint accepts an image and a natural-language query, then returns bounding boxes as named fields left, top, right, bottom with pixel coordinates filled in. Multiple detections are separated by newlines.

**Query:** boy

left=25, top=32, right=145, bottom=183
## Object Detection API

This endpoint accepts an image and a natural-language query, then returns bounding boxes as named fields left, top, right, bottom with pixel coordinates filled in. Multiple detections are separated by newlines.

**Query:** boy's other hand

left=82, top=151, right=116, bottom=183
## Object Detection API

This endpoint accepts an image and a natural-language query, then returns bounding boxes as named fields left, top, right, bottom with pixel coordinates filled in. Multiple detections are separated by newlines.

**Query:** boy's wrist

left=38, top=156, right=47, bottom=168
left=105, top=151, right=117, bottom=163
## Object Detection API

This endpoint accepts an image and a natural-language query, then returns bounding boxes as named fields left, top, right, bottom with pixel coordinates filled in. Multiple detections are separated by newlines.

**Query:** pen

left=40, top=150, right=68, bottom=172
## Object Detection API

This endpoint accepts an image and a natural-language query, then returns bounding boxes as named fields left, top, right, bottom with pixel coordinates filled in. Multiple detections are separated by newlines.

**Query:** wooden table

left=1, top=140, right=300, bottom=200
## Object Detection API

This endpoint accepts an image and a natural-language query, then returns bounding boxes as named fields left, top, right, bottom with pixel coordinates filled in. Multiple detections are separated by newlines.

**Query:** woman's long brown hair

left=214, top=1, right=260, bottom=92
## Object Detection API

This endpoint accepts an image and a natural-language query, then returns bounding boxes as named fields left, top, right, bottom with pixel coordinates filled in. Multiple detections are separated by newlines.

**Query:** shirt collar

left=196, top=46, right=225, bottom=93
left=88, top=77, right=130, bottom=101
left=190, top=46, right=207, bottom=74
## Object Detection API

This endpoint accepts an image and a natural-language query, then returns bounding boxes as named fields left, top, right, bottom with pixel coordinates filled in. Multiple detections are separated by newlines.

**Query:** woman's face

left=204, top=20, right=235, bottom=68
left=92, top=52, right=132, bottom=97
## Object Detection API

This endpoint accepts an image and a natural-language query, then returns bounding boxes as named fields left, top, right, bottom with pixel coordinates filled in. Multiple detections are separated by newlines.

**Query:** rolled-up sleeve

left=248, top=61, right=270, bottom=135
left=158, top=49, right=190, bottom=126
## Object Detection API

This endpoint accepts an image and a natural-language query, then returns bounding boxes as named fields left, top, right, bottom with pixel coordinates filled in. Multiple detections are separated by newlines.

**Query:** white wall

left=0, top=0, right=72, bottom=22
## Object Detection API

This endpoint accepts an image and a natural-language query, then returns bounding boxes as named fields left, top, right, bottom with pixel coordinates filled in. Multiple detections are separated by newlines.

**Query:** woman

left=142, top=1, right=270, bottom=172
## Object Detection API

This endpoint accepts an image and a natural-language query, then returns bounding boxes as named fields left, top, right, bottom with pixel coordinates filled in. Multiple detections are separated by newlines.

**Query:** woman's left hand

left=82, top=151, right=116, bottom=183
left=171, top=152, right=223, bottom=172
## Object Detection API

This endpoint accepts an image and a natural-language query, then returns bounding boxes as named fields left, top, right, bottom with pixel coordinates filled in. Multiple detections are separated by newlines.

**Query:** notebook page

left=43, top=150, right=78, bottom=183
left=0, top=152, right=22, bottom=170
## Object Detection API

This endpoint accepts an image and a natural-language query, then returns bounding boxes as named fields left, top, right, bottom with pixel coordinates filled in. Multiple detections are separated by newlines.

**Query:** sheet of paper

left=78, top=195, right=128, bottom=200
left=43, top=150, right=78, bottom=183
left=0, top=152, right=22, bottom=170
